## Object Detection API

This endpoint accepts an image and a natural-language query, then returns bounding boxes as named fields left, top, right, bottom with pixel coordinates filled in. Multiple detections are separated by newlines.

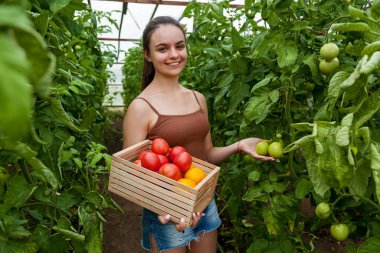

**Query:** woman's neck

left=150, top=74, right=181, bottom=92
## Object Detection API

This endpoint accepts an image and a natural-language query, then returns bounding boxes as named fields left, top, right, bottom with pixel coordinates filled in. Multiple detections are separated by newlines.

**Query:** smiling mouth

left=167, top=61, right=180, bottom=66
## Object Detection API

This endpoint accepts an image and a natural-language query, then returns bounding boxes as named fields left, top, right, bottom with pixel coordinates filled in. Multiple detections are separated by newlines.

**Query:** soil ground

left=102, top=108, right=146, bottom=253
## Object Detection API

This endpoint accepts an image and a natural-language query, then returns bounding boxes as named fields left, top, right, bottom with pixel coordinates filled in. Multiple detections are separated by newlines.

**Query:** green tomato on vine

left=320, top=43, right=339, bottom=60
left=315, top=202, right=331, bottom=219
left=330, top=224, right=349, bottom=241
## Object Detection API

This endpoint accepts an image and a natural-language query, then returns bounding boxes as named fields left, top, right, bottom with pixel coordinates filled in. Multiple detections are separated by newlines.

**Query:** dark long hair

left=141, top=16, right=186, bottom=91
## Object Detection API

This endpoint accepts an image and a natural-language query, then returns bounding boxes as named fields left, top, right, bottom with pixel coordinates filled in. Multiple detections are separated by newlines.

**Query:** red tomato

left=168, top=146, right=187, bottom=162
left=157, top=154, right=169, bottom=166
left=138, top=150, right=148, bottom=161
left=141, top=151, right=161, bottom=171
left=133, top=160, right=142, bottom=166
left=173, top=151, right=192, bottom=173
left=158, top=163, right=181, bottom=180
left=151, top=138, right=170, bottom=155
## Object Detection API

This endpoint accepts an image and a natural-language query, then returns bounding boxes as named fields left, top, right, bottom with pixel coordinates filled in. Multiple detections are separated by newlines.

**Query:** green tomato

left=320, top=43, right=339, bottom=60
left=305, top=82, right=315, bottom=91
left=256, top=141, right=269, bottom=156
left=268, top=142, right=283, bottom=159
left=315, top=202, right=331, bottom=219
left=330, top=224, right=349, bottom=241
left=319, top=57, right=340, bottom=75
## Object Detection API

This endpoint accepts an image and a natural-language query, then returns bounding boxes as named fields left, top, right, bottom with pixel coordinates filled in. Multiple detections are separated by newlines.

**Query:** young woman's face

left=145, top=24, right=187, bottom=78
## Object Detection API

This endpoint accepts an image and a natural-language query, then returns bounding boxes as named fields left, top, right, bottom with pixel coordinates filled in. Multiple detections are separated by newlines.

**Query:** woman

left=123, top=16, right=275, bottom=253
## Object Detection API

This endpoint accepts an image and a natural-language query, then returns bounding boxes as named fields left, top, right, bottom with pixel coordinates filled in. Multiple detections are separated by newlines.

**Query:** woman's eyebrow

left=155, top=40, right=185, bottom=48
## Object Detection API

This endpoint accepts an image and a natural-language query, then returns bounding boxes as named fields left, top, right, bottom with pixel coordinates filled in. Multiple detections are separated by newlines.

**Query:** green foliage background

left=0, top=0, right=121, bottom=252
left=122, top=0, right=380, bottom=252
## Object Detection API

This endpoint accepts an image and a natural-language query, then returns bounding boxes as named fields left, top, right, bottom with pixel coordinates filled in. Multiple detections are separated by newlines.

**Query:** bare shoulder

left=125, top=97, right=151, bottom=117
left=192, top=90, right=207, bottom=104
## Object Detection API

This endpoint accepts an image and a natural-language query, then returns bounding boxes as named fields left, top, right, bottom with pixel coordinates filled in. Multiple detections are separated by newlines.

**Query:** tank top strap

left=192, top=91, right=203, bottom=111
left=135, top=97, right=160, bottom=115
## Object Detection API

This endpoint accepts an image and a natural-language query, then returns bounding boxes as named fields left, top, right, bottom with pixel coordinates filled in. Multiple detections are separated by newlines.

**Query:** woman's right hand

left=157, top=212, right=205, bottom=232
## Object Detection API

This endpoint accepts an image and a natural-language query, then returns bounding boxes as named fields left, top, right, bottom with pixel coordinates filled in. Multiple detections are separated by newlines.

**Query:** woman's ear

left=144, top=51, right=152, bottom=62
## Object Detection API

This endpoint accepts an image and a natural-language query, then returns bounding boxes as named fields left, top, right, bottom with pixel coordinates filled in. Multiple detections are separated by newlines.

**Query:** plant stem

left=16, top=160, right=33, bottom=184
left=331, top=193, right=380, bottom=212
left=285, top=79, right=297, bottom=179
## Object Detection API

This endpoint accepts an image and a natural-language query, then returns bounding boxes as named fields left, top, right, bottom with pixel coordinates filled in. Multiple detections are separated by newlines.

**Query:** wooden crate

left=108, top=140, right=220, bottom=225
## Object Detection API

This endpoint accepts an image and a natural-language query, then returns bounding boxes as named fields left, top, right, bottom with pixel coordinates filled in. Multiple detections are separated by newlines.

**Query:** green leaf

left=302, top=53, right=319, bottom=78
left=251, top=75, right=273, bottom=93
left=48, top=97, right=86, bottom=133
left=248, top=170, right=260, bottom=182
left=358, top=236, right=380, bottom=253
left=0, top=6, right=32, bottom=30
left=243, top=186, right=264, bottom=201
left=217, top=72, right=234, bottom=88
left=1, top=176, right=37, bottom=213
left=360, top=51, right=380, bottom=75
left=295, top=178, right=312, bottom=199
left=353, top=89, right=380, bottom=129
left=227, top=81, right=250, bottom=116
left=341, top=56, right=367, bottom=90
left=261, top=208, right=280, bottom=236
left=349, top=160, right=370, bottom=197
left=328, top=71, right=350, bottom=100
left=49, top=0, right=72, bottom=14
left=231, top=26, right=245, bottom=50
left=361, top=41, right=380, bottom=56
left=336, top=113, right=353, bottom=147
left=246, top=239, right=269, bottom=253
left=276, top=40, right=298, bottom=68
left=0, top=34, right=32, bottom=141
left=331, top=22, right=371, bottom=32
left=370, top=144, right=380, bottom=203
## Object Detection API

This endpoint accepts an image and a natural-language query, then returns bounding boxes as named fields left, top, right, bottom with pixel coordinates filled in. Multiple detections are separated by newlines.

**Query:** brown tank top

left=136, top=92, right=210, bottom=160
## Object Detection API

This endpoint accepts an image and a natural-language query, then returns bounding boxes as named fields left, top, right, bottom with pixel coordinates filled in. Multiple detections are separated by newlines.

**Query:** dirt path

left=102, top=110, right=146, bottom=253
left=103, top=194, right=146, bottom=253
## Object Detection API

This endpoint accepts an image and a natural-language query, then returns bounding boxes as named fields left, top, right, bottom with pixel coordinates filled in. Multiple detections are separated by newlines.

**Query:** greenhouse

left=1, top=0, right=380, bottom=253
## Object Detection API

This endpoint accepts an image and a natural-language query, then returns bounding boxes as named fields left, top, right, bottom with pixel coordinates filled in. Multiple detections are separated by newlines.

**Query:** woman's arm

left=122, top=99, right=152, bottom=148
left=194, top=91, right=275, bottom=165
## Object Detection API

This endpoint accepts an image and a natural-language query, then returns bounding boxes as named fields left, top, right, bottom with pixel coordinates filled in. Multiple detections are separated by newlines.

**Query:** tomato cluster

left=256, top=140, right=284, bottom=159
left=319, top=43, right=340, bottom=75
left=133, top=138, right=206, bottom=188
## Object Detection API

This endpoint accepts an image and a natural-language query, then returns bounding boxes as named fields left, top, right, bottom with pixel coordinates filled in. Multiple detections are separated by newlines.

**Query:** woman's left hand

left=238, top=138, right=277, bottom=161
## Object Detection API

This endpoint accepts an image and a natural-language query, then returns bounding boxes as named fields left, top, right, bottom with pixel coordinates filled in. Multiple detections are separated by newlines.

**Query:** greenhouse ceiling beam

left=109, top=0, right=243, bottom=8
left=98, top=38, right=140, bottom=42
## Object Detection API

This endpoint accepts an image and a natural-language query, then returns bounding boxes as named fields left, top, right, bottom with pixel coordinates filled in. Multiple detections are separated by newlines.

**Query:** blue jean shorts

left=141, top=198, right=222, bottom=252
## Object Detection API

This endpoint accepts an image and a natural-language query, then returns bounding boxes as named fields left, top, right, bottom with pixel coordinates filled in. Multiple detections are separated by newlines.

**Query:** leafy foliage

left=0, top=0, right=120, bottom=252
left=122, top=0, right=380, bottom=252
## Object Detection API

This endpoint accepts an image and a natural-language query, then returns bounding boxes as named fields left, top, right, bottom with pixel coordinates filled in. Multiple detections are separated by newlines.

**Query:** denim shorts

left=141, top=198, right=222, bottom=252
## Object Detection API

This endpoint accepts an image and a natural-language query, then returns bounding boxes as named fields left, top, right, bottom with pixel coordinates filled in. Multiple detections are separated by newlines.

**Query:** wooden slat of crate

left=110, top=161, right=195, bottom=206
left=112, top=156, right=197, bottom=197
left=108, top=185, right=191, bottom=224
left=109, top=175, right=193, bottom=219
